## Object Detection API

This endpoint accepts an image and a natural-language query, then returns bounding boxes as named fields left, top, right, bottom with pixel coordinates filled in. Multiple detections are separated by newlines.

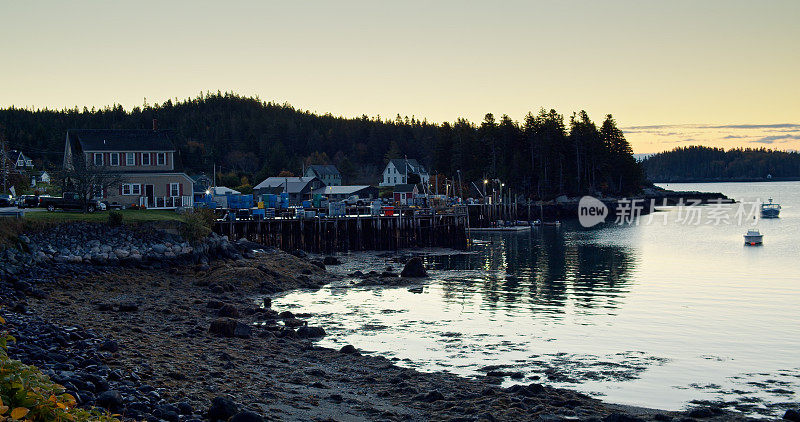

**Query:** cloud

left=621, top=122, right=800, bottom=153
left=752, top=134, right=800, bottom=144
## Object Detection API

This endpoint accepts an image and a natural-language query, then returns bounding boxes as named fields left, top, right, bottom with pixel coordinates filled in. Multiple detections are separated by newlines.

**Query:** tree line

left=641, top=146, right=800, bottom=182
left=0, top=92, right=643, bottom=198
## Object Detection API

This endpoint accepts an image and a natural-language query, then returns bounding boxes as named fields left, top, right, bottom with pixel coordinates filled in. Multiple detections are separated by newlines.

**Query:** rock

left=95, top=390, right=123, bottom=411
left=176, top=402, right=194, bottom=415
left=415, top=390, right=445, bottom=402
left=310, top=260, right=325, bottom=269
left=283, top=317, right=305, bottom=328
left=784, top=409, right=800, bottom=421
left=290, top=249, right=307, bottom=258
left=322, top=256, right=341, bottom=265
left=400, top=257, right=427, bottom=278
left=278, top=310, right=294, bottom=319
left=217, top=304, right=240, bottom=318
left=209, top=318, right=251, bottom=338
left=230, top=411, right=265, bottom=422
left=339, top=344, right=359, bottom=355
left=99, top=340, right=119, bottom=353
left=296, top=326, right=326, bottom=338
left=207, top=396, right=238, bottom=422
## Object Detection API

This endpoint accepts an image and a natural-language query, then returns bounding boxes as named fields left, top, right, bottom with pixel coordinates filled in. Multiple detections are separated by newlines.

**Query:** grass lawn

left=22, top=209, right=185, bottom=223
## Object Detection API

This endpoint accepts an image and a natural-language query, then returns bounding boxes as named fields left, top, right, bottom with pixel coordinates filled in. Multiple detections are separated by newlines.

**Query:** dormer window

left=110, top=153, right=119, bottom=166
left=126, top=153, right=135, bottom=166
left=157, top=153, right=166, bottom=166
left=93, top=153, right=103, bottom=166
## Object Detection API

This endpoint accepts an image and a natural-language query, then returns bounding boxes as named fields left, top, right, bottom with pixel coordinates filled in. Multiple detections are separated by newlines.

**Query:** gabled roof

left=66, top=129, right=175, bottom=152
left=254, top=176, right=321, bottom=193
left=306, top=165, right=341, bottom=177
left=9, top=150, right=32, bottom=166
left=313, top=185, right=372, bottom=195
left=388, top=159, right=427, bottom=175
left=393, top=184, right=418, bottom=193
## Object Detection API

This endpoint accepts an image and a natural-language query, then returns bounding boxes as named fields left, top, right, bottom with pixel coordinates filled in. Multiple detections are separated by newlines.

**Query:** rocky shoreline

left=0, top=222, right=776, bottom=421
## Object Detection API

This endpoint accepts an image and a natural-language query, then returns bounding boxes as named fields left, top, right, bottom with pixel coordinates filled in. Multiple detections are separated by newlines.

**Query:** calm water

left=274, top=182, right=800, bottom=417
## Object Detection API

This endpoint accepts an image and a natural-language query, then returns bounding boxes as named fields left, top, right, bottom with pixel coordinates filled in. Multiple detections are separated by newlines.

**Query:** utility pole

left=1, top=137, right=8, bottom=194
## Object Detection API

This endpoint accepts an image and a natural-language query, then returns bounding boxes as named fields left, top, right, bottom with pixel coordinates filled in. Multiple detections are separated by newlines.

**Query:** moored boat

left=760, top=198, right=781, bottom=218
left=743, top=229, right=763, bottom=245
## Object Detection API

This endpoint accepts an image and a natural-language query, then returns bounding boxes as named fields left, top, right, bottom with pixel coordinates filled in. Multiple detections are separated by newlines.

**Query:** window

left=157, top=153, right=166, bottom=166
left=170, top=183, right=180, bottom=197
left=131, top=184, right=141, bottom=195
left=94, top=153, right=103, bottom=166
left=126, top=153, right=135, bottom=166
left=122, top=184, right=131, bottom=195
left=142, top=153, right=150, bottom=166
left=110, top=153, right=119, bottom=166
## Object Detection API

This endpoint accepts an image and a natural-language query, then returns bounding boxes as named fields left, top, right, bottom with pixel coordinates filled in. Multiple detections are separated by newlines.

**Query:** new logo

left=578, top=196, right=608, bottom=227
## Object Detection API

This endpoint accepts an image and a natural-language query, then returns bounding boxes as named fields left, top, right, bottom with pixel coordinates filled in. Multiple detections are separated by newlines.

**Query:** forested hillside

left=641, top=146, right=800, bottom=182
left=0, top=92, right=642, bottom=198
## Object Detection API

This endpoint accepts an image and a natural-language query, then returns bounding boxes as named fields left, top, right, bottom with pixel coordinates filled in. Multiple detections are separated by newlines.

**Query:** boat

left=744, top=229, right=763, bottom=245
left=760, top=198, right=781, bottom=218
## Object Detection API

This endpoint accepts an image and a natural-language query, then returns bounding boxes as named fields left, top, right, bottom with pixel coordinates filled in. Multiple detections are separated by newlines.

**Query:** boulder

left=784, top=409, right=800, bottom=422
left=339, top=344, right=359, bottom=355
left=95, top=390, right=123, bottom=411
left=207, top=396, right=238, bottom=422
left=209, top=318, right=251, bottom=338
left=296, top=326, right=326, bottom=338
left=400, top=257, right=427, bottom=278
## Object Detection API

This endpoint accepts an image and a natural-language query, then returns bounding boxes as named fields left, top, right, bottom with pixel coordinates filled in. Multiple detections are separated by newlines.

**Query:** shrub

left=180, top=208, right=216, bottom=244
left=0, top=311, right=119, bottom=422
left=107, top=211, right=123, bottom=227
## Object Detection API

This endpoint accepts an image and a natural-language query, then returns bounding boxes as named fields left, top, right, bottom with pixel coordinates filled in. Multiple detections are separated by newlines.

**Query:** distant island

left=641, top=146, right=800, bottom=182
left=0, top=92, right=642, bottom=199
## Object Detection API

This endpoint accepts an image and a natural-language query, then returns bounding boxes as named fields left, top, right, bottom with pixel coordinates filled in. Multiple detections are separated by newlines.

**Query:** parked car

left=17, top=194, right=40, bottom=208
left=0, top=194, right=15, bottom=207
left=39, top=192, right=102, bottom=212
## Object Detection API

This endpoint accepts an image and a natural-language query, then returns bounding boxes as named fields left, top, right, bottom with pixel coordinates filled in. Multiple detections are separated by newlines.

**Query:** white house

left=38, top=171, right=50, bottom=184
left=380, top=159, right=429, bottom=187
left=10, top=151, right=33, bottom=170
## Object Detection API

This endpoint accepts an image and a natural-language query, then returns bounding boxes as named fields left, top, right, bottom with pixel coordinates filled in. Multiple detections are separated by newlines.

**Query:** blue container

left=301, top=200, right=312, bottom=209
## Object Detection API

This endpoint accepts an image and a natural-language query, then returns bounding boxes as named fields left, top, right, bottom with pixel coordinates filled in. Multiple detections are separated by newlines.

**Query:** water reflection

left=431, top=226, right=636, bottom=314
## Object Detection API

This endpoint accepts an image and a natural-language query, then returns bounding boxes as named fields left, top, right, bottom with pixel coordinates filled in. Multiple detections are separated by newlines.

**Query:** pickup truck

left=39, top=192, right=102, bottom=213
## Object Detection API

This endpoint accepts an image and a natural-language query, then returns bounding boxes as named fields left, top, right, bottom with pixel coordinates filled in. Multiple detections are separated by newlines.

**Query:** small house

left=304, top=165, right=342, bottom=186
left=380, top=159, right=429, bottom=187
left=253, top=176, right=325, bottom=203
left=393, top=184, right=418, bottom=205
left=10, top=151, right=33, bottom=170
left=312, top=185, right=378, bottom=201
left=63, top=125, right=194, bottom=208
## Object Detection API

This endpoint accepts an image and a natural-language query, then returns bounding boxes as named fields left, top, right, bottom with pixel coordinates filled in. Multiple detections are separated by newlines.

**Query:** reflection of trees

left=435, top=228, right=636, bottom=312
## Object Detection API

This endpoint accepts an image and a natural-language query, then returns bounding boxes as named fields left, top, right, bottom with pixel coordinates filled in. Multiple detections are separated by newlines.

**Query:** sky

left=1, top=0, right=798, bottom=153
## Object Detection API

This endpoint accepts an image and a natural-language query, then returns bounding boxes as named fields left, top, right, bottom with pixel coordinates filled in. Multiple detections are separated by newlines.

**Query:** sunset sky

left=1, top=1, right=798, bottom=153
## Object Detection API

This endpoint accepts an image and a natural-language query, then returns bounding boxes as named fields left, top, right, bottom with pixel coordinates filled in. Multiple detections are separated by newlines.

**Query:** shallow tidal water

left=273, top=182, right=800, bottom=417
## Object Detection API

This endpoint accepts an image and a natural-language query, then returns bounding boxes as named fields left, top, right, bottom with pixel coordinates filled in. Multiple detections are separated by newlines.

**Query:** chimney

left=152, top=118, right=158, bottom=131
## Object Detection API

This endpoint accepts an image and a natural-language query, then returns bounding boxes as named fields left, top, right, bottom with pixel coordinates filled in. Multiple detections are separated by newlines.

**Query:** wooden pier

left=214, top=207, right=468, bottom=253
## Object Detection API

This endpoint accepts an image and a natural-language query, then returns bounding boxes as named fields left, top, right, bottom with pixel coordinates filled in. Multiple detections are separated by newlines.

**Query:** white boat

left=743, top=229, right=763, bottom=245
left=760, top=198, right=781, bottom=218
